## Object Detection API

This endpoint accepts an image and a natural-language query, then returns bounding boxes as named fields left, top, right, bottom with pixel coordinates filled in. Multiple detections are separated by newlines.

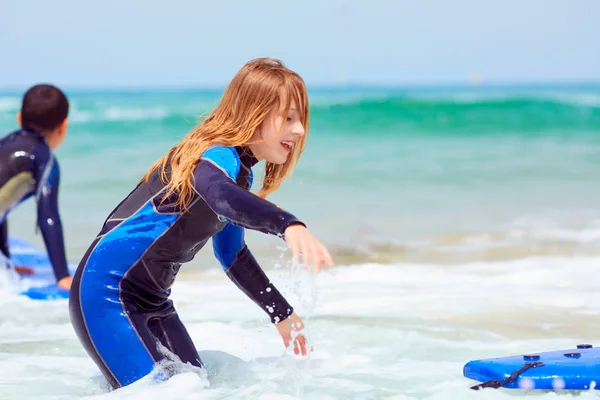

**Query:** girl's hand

left=283, top=224, right=334, bottom=273
left=275, top=312, right=312, bottom=356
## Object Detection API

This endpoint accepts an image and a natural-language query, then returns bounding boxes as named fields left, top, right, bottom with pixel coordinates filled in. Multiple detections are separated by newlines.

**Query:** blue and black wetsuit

left=0, top=129, right=69, bottom=282
left=69, top=146, right=304, bottom=389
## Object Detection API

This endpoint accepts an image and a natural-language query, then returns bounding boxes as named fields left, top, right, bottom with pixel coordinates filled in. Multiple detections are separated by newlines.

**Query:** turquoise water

left=2, top=84, right=600, bottom=398
left=1, top=84, right=599, bottom=265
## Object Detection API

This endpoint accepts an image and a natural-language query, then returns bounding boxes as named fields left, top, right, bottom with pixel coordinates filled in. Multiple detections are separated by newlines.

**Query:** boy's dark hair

left=21, top=84, right=69, bottom=132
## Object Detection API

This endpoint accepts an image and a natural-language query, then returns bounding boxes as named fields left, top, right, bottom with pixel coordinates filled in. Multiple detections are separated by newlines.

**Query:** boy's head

left=16, top=84, right=69, bottom=150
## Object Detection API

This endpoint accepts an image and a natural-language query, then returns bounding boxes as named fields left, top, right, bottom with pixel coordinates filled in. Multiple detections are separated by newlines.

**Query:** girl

left=69, top=58, right=334, bottom=389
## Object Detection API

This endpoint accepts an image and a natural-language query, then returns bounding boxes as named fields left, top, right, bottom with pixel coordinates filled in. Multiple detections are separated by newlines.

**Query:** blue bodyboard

left=464, top=344, right=600, bottom=390
left=8, top=236, right=76, bottom=300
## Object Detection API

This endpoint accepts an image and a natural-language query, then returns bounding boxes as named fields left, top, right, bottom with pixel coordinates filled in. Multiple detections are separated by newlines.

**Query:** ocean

left=1, top=83, right=600, bottom=399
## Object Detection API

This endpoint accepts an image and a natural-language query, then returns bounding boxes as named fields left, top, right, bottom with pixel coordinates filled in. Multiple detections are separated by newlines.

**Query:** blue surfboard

left=8, top=236, right=76, bottom=300
left=464, top=344, right=600, bottom=390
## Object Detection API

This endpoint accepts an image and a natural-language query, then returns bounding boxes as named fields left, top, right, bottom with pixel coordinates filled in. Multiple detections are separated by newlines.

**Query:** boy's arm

left=0, top=220, right=9, bottom=258
left=33, top=155, right=70, bottom=282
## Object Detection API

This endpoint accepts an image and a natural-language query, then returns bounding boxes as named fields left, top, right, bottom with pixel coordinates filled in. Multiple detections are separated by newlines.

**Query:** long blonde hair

left=142, top=57, right=309, bottom=212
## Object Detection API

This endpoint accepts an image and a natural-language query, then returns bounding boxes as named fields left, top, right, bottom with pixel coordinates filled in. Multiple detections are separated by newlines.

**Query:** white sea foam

left=1, top=254, right=600, bottom=399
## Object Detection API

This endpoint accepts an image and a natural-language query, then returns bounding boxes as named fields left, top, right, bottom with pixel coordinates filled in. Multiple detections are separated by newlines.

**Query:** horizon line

left=1, top=79, right=600, bottom=93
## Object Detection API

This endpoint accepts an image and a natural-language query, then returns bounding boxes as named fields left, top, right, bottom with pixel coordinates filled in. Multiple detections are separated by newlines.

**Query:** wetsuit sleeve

left=34, top=156, right=70, bottom=282
left=213, top=223, right=294, bottom=324
left=193, top=147, right=305, bottom=237
left=0, top=220, right=9, bottom=258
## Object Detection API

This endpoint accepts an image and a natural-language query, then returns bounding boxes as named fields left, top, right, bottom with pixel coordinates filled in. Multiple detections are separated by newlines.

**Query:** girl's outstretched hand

left=283, top=224, right=334, bottom=273
left=275, top=312, right=312, bottom=356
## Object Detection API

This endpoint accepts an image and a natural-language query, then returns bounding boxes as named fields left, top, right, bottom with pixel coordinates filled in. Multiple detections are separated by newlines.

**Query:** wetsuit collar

left=235, top=146, right=259, bottom=168
left=19, top=128, right=48, bottom=144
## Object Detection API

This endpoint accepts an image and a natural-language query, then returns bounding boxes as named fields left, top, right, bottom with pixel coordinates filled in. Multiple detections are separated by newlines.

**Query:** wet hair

left=21, top=84, right=69, bottom=132
left=143, top=57, right=309, bottom=211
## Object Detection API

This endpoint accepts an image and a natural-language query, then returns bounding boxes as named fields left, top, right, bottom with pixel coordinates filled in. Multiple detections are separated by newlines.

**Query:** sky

left=1, top=0, right=599, bottom=88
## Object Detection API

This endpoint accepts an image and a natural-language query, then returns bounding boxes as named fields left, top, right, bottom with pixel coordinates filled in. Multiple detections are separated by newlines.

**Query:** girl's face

left=248, top=100, right=305, bottom=165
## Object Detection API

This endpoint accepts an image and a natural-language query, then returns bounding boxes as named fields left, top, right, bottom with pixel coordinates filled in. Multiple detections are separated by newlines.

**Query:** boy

left=0, top=84, right=72, bottom=291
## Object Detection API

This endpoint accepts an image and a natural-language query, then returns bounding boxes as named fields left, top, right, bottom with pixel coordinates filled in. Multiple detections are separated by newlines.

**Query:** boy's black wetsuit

left=0, top=128, right=69, bottom=281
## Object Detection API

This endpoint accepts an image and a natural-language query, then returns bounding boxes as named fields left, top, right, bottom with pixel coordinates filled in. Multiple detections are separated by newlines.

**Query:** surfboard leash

left=469, top=361, right=545, bottom=390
